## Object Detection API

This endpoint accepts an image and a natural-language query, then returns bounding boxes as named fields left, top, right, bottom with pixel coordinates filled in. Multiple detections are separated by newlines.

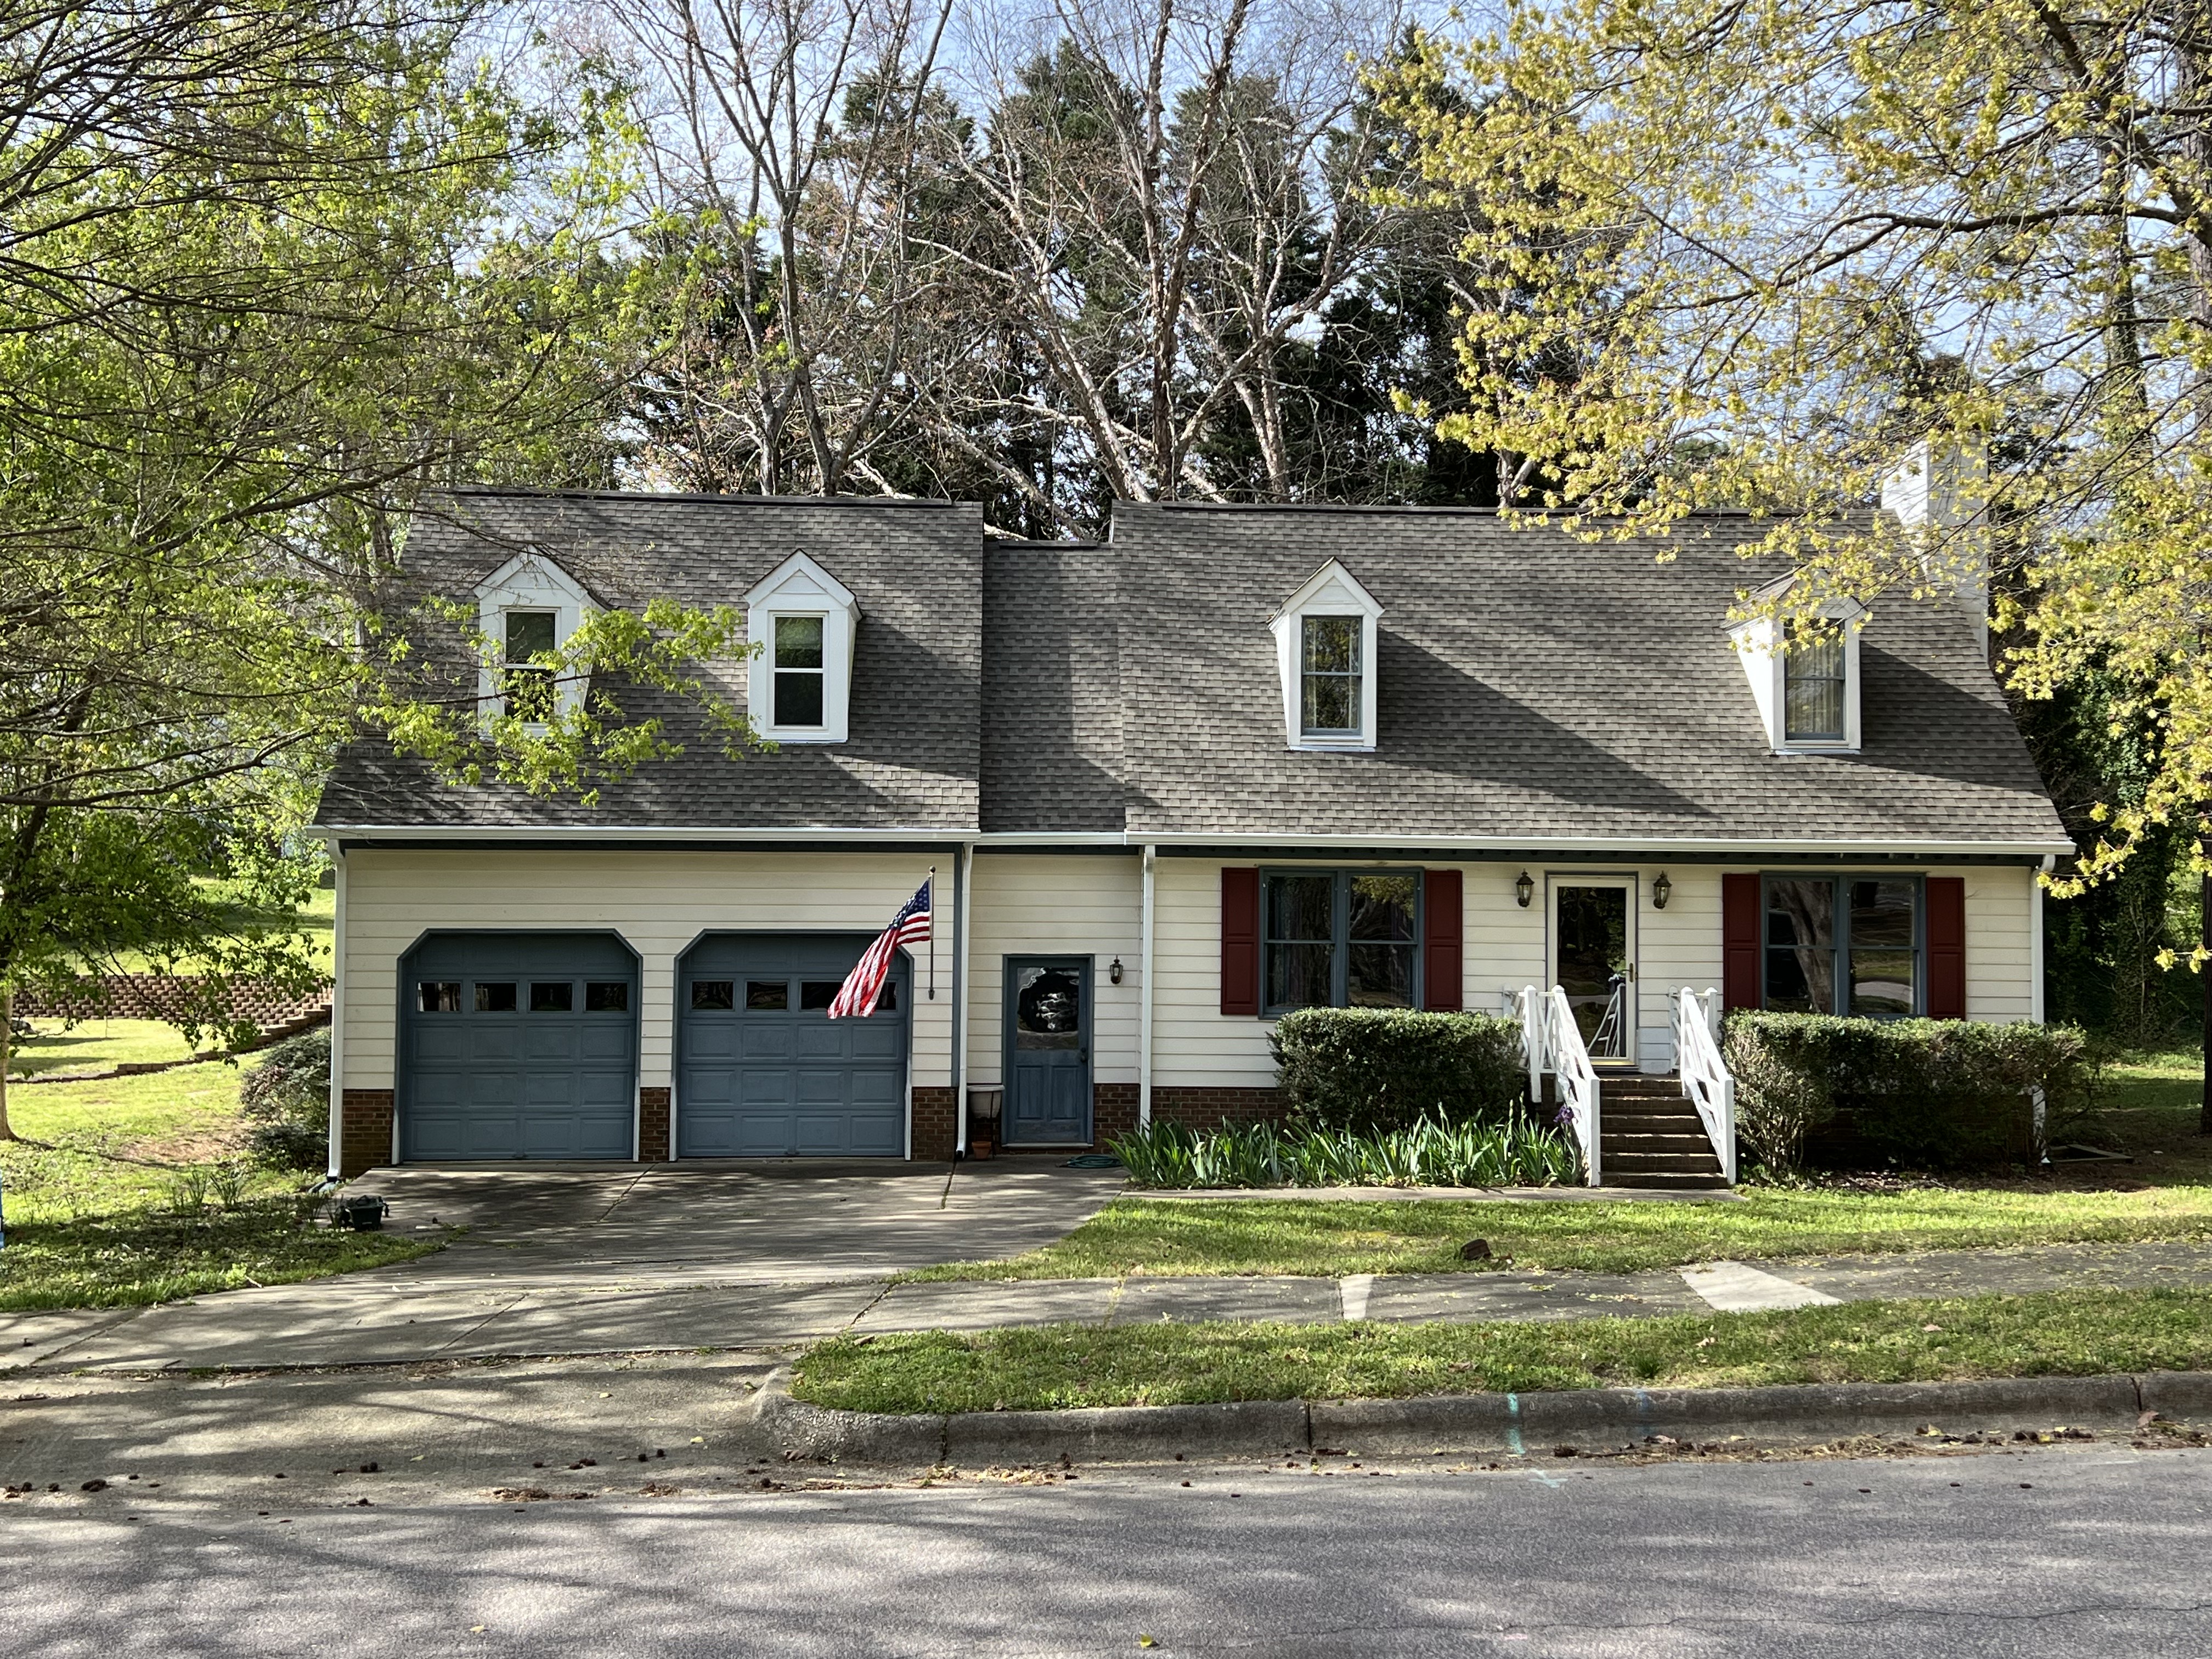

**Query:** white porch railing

left=1506, top=983, right=1601, bottom=1186
left=1545, top=986, right=1602, bottom=1187
left=1673, top=986, right=1736, bottom=1184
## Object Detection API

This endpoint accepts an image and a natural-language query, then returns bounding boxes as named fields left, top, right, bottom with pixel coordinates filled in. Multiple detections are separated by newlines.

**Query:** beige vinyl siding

left=338, top=849, right=958, bottom=1093
left=1958, top=862, right=2036, bottom=1023
left=1152, top=856, right=1276, bottom=1087
left=967, top=854, right=1143, bottom=1088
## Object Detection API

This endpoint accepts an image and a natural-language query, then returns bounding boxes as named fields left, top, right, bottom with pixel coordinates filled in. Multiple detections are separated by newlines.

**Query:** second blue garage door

left=678, top=933, right=909, bottom=1157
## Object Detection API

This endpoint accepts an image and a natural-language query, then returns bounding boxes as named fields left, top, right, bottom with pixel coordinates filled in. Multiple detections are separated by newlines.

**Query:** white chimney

left=1881, top=434, right=1989, bottom=651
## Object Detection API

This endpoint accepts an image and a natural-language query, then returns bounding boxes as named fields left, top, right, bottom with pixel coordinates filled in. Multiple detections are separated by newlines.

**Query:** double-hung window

left=1263, top=868, right=1419, bottom=1013
left=1762, top=875, right=1921, bottom=1017
left=1782, top=625, right=1847, bottom=744
left=772, top=614, right=826, bottom=727
left=501, top=611, right=558, bottom=723
left=1300, top=615, right=1362, bottom=736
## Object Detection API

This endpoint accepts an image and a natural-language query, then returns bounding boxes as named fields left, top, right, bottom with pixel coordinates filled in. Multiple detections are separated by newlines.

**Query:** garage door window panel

left=691, top=980, right=735, bottom=1011
left=747, top=980, right=790, bottom=1010
left=475, top=981, right=518, bottom=1013
left=530, top=981, right=573, bottom=1012
left=586, top=981, right=629, bottom=1012
left=420, top=982, right=461, bottom=1013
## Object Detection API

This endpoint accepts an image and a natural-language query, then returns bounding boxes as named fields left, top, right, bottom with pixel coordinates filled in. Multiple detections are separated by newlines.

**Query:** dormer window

left=501, top=611, right=559, bottom=721
left=473, top=550, right=597, bottom=726
left=1782, top=625, right=1846, bottom=743
left=1271, top=559, right=1382, bottom=752
left=1731, top=579, right=1863, bottom=754
left=746, top=551, right=858, bottom=743
left=772, top=614, right=827, bottom=726
left=1301, top=615, right=1361, bottom=735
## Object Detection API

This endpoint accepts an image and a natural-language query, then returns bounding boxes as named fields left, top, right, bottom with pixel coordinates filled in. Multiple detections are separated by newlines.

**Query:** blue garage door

left=400, top=933, right=638, bottom=1160
left=678, top=933, right=909, bottom=1157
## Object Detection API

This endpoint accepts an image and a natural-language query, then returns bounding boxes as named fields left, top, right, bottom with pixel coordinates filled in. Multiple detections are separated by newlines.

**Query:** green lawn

left=0, top=1036, right=433, bottom=1312
left=907, top=1049, right=2212, bottom=1282
left=10, top=1018, right=217, bottom=1080
left=793, top=1286, right=2212, bottom=1414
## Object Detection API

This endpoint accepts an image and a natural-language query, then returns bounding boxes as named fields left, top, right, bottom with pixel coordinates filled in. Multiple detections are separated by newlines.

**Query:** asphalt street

left=3, top=1442, right=2207, bottom=1658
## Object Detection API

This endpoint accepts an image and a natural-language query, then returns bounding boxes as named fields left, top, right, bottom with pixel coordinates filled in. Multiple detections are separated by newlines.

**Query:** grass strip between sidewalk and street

left=895, top=1186, right=2212, bottom=1282
left=792, top=1286, right=2212, bottom=1415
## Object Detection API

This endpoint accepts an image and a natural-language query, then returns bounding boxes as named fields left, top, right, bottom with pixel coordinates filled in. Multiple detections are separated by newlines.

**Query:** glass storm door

left=1003, top=958, right=1092, bottom=1145
left=1549, top=879, right=1638, bottom=1068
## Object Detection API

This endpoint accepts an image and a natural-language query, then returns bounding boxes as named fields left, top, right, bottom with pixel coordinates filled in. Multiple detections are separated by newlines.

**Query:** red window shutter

left=1722, top=873, right=1762, bottom=1011
left=1423, top=868, right=1463, bottom=1011
left=1221, top=867, right=1261, bottom=1016
left=1926, top=876, right=1967, bottom=1019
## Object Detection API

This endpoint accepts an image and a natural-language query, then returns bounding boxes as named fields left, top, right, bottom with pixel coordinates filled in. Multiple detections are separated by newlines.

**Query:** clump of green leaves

left=238, top=1029, right=332, bottom=1171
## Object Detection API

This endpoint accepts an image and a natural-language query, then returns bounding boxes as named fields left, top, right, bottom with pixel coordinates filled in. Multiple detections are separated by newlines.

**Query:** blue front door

left=1003, top=957, right=1091, bottom=1146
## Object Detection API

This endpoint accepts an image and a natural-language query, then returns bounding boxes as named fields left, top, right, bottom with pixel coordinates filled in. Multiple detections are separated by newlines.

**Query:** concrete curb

left=763, top=1370, right=2211, bottom=1468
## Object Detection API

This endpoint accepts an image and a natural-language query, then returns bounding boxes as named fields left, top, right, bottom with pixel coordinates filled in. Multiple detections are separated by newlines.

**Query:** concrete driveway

left=4, top=1157, right=1125, bottom=1375
left=340, top=1157, right=1126, bottom=1290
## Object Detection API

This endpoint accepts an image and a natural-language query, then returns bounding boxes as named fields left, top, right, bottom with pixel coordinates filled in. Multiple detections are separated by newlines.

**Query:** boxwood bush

left=238, top=1028, right=331, bottom=1170
left=1722, top=1013, right=2095, bottom=1175
left=1269, top=1007, right=1528, bottom=1136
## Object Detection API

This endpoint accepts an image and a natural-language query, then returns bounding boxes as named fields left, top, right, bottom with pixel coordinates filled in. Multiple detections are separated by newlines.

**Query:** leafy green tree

left=0, top=0, right=741, bottom=1137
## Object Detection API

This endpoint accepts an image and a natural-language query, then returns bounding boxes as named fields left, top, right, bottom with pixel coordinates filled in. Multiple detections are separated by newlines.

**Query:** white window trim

left=1269, top=558, right=1383, bottom=752
left=1731, top=597, right=1865, bottom=755
left=745, top=551, right=859, bottom=744
left=473, top=549, right=597, bottom=726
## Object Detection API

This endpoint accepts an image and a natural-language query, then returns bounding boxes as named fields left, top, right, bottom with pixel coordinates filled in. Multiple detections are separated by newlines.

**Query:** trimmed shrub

left=1109, top=1114, right=1582, bottom=1189
left=1270, top=1008, right=1527, bottom=1136
left=1723, top=1013, right=2095, bottom=1175
left=238, top=1028, right=330, bottom=1170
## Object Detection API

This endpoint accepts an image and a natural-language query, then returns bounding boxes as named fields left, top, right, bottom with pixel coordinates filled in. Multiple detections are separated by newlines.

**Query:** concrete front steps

left=1598, top=1074, right=1730, bottom=1189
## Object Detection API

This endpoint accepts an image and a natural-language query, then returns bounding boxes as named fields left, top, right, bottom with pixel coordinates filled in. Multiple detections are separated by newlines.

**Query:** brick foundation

left=1150, top=1086, right=1289, bottom=1131
left=1092, top=1082, right=1141, bottom=1149
left=639, top=1087, right=672, bottom=1161
left=340, top=1089, right=394, bottom=1176
left=912, top=1085, right=958, bottom=1161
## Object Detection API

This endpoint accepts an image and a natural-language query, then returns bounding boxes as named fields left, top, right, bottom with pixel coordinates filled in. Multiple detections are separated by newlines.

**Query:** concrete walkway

left=12, top=1238, right=2212, bottom=1375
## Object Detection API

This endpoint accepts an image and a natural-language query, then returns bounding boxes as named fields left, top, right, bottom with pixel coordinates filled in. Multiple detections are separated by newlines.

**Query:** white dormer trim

left=1269, top=558, right=1383, bottom=752
left=473, top=549, right=597, bottom=725
left=744, top=550, right=859, bottom=744
left=1731, top=591, right=1865, bottom=755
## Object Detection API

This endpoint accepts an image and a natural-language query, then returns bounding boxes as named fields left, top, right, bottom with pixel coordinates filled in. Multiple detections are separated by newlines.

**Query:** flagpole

left=928, top=866, right=937, bottom=1000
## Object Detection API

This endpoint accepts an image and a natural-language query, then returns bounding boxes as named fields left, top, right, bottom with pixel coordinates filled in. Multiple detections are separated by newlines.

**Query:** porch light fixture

left=1652, top=872, right=1673, bottom=910
left=1514, top=871, right=1534, bottom=908
left=1109, top=957, right=1124, bottom=985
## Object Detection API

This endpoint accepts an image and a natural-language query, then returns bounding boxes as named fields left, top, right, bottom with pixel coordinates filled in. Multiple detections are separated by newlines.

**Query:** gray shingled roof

left=315, top=489, right=983, bottom=831
left=317, top=490, right=2066, bottom=849
left=1098, top=504, right=2065, bottom=846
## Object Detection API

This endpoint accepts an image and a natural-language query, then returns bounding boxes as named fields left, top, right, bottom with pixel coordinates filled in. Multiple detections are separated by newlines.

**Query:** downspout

left=2032, top=853, right=2052, bottom=1024
left=325, top=846, right=347, bottom=1179
left=955, top=839, right=974, bottom=1154
left=1139, top=844, right=1156, bottom=1126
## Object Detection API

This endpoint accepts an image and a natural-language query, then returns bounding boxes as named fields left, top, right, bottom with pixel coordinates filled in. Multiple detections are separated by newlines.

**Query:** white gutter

left=955, top=839, right=974, bottom=1155
left=1139, top=844, right=1156, bottom=1127
left=309, top=822, right=2073, bottom=859
left=325, top=849, right=347, bottom=1178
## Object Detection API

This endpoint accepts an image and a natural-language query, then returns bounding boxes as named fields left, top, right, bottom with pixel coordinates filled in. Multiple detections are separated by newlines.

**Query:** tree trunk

left=0, top=983, right=13, bottom=1142
left=2202, top=871, right=2210, bottom=1135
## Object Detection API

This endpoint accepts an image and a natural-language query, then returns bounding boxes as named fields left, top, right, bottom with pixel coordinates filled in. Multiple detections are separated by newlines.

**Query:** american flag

left=827, top=878, right=932, bottom=1019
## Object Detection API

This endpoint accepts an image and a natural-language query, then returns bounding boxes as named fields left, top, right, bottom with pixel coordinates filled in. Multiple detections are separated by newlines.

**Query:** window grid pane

left=1262, top=868, right=1420, bottom=1013
left=1784, top=630, right=1846, bottom=741
left=774, top=669, right=825, bottom=726
left=1300, top=615, right=1361, bottom=735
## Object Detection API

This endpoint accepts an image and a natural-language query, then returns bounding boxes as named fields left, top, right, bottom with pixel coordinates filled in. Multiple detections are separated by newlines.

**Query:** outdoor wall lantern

left=1652, top=872, right=1673, bottom=910
left=1109, top=957, right=1124, bottom=985
left=1514, top=870, right=1534, bottom=908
